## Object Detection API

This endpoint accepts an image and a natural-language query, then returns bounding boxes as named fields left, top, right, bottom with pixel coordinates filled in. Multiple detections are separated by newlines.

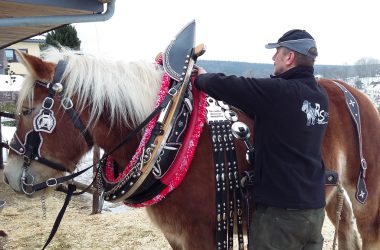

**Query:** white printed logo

left=301, top=100, right=328, bottom=126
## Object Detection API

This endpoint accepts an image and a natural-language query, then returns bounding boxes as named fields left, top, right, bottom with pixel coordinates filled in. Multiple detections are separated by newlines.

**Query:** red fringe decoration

left=128, top=79, right=206, bottom=207
left=104, top=62, right=171, bottom=183
left=103, top=56, right=207, bottom=207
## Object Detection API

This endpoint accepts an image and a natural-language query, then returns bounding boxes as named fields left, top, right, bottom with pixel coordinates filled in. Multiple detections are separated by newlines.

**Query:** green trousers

left=249, top=204, right=325, bottom=250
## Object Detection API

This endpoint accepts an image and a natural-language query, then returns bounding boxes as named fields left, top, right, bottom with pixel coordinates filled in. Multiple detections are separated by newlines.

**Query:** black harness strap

left=61, top=99, right=93, bottom=147
left=333, top=81, right=368, bottom=204
left=211, top=121, right=228, bottom=250
left=225, top=123, right=244, bottom=250
left=208, top=97, right=247, bottom=250
left=32, top=165, right=93, bottom=192
left=240, top=170, right=254, bottom=248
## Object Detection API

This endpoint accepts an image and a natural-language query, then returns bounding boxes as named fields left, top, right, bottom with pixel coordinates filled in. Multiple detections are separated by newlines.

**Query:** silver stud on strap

left=52, top=83, right=63, bottom=93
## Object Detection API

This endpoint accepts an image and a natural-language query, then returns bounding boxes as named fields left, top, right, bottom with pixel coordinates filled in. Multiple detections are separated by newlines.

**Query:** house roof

left=0, top=0, right=114, bottom=49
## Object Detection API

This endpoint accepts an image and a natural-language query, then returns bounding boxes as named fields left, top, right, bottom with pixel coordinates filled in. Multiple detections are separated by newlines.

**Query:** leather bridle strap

left=32, top=165, right=93, bottom=192
left=63, top=104, right=93, bottom=147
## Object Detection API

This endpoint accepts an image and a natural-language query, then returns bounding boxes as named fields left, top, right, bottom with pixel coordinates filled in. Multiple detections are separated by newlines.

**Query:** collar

left=270, top=66, right=314, bottom=80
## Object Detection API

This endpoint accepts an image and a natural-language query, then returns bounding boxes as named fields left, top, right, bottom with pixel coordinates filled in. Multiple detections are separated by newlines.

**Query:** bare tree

left=354, top=57, right=380, bottom=78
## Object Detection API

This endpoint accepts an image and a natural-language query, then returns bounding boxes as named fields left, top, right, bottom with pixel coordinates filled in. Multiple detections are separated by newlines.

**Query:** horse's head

left=3, top=48, right=164, bottom=197
left=3, top=51, right=92, bottom=196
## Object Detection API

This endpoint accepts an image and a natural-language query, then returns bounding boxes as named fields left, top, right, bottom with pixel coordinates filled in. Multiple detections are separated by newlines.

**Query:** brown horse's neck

left=92, top=116, right=140, bottom=169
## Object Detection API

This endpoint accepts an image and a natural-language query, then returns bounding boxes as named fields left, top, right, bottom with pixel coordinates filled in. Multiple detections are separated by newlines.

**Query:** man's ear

left=285, top=51, right=296, bottom=66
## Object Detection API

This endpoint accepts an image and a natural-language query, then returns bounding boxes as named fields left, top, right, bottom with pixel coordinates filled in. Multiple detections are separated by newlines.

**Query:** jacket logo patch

left=301, top=100, right=328, bottom=126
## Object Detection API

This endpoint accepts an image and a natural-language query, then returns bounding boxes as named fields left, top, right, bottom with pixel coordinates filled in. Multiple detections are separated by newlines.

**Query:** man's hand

left=193, top=65, right=207, bottom=76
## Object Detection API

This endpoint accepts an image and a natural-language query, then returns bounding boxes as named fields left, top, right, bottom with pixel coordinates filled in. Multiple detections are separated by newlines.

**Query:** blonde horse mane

left=20, top=47, right=164, bottom=128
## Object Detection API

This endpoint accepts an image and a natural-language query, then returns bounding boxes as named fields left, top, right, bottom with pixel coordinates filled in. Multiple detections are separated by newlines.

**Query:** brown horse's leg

left=351, top=198, right=380, bottom=250
left=163, top=234, right=183, bottom=250
left=147, top=207, right=215, bottom=250
left=325, top=187, right=361, bottom=250
left=146, top=199, right=216, bottom=250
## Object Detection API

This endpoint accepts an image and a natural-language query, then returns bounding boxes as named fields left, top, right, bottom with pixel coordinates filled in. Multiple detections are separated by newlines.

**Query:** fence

left=0, top=111, right=102, bottom=214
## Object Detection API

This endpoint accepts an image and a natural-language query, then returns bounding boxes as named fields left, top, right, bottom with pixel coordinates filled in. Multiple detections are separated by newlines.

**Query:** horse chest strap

left=333, top=81, right=368, bottom=204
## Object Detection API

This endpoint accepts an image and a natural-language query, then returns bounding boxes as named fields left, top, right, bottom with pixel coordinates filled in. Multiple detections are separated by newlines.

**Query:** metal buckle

left=61, top=98, right=73, bottom=110
left=361, top=159, right=367, bottom=178
left=42, top=97, right=54, bottom=110
left=225, top=110, right=238, bottom=122
left=46, top=178, right=58, bottom=187
left=21, top=170, right=35, bottom=195
left=217, top=101, right=230, bottom=110
left=168, top=88, right=178, bottom=96
left=23, top=155, right=31, bottom=165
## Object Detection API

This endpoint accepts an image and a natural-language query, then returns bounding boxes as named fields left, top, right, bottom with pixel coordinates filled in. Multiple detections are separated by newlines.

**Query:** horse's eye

left=21, top=107, right=35, bottom=116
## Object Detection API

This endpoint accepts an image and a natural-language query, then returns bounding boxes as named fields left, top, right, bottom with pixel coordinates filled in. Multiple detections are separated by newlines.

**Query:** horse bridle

left=9, top=60, right=94, bottom=195
left=9, top=59, right=173, bottom=196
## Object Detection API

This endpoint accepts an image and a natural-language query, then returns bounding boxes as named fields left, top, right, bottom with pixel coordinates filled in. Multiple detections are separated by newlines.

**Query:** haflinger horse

left=3, top=48, right=380, bottom=250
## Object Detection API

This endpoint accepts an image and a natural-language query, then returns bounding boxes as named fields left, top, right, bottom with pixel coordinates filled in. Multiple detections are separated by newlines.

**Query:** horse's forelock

left=16, top=75, right=36, bottom=114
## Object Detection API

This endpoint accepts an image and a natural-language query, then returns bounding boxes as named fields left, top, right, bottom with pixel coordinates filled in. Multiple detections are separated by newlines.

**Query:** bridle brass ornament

left=33, top=97, right=57, bottom=133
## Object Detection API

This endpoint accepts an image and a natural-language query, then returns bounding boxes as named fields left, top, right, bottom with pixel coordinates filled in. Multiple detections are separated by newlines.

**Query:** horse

left=3, top=48, right=380, bottom=250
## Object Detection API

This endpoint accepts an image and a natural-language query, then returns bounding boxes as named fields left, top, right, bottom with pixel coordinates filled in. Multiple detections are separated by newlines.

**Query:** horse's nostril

left=3, top=175, right=9, bottom=185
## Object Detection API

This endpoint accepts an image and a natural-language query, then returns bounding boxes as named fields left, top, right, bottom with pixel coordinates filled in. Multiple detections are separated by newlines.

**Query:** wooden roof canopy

left=0, top=0, right=115, bottom=49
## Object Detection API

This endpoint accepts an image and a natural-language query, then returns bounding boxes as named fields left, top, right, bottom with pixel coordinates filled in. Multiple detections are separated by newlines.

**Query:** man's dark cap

left=265, top=29, right=318, bottom=59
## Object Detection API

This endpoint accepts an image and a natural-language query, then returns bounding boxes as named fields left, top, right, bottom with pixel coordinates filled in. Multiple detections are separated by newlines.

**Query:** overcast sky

left=75, top=0, right=380, bottom=66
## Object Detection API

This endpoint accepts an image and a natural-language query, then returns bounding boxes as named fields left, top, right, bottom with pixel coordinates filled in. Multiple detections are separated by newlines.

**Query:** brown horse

left=3, top=48, right=380, bottom=249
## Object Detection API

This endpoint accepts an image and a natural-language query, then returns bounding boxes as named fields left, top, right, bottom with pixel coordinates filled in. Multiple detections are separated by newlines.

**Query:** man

left=195, top=29, right=329, bottom=249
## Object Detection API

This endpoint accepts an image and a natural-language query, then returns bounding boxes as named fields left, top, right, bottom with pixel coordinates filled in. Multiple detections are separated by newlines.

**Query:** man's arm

left=194, top=68, right=279, bottom=117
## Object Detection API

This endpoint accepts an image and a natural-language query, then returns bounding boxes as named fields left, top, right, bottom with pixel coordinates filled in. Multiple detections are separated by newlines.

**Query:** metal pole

left=0, top=49, right=6, bottom=75
left=92, top=145, right=100, bottom=214
left=0, top=0, right=115, bottom=27
left=0, top=115, right=3, bottom=170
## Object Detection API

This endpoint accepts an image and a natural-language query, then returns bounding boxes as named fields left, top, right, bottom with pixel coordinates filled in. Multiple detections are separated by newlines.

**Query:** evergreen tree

left=41, top=25, right=81, bottom=50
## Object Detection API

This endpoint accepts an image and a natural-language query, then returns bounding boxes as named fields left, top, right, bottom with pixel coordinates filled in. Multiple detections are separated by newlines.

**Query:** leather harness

left=333, top=81, right=368, bottom=204
left=207, top=97, right=245, bottom=250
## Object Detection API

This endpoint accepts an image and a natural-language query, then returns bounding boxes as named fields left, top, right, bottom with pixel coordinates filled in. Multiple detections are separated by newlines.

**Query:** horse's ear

left=15, top=50, right=55, bottom=82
